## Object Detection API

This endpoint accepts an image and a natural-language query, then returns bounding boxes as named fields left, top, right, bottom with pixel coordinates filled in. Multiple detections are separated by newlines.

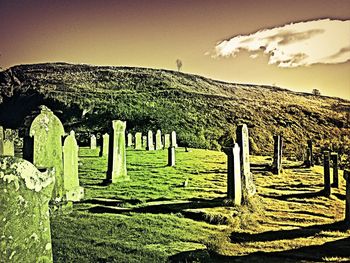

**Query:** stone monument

left=106, top=120, right=129, bottom=183
left=0, top=156, right=55, bottom=263
left=236, top=124, right=256, bottom=198
left=28, top=106, right=65, bottom=201
left=63, top=131, right=84, bottom=201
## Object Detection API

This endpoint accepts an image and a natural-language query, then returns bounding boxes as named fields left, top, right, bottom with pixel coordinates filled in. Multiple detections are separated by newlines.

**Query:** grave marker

left=90, top=135, right=97, bottom=149
left=1, top=129, right=15, bottom=156
left=323, top=151, right=331, bottom=197
left=307, top=139, right=314, bottom=167
left=135, top=132, right=142, bottom=150
left=236, top=124, right=256, bottom=198
left=164, top=134, right=170, bottom=149
left=127, top=133, right=133, bottom=147
left=330, top=153, right=338, bottom=188
left=224, top=144, right=242, bottom=205
left=168, top=146, right=175, bottom=166
left=63, top=131, right=84, bottom=201
left=0, top=156, right=55, bottom=263
left=344, top=170, right=350, bottom=224
left=155, top=129, right=162, bottom=150
left=147, top=130, right=154, bottom=150
left=29, top=106, right=65, bottom=201
left=142, top=135, right=147, bottom=149
left=272, top=135, right=283, bottom=175
left=171, top=131, right=177, bottom=148
left=99, top=133, right=109, bottom=157
left=106, top=120, right=129, bottom=183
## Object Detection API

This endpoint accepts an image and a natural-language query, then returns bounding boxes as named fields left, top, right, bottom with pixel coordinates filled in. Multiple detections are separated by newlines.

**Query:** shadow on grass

left=230, top=221, right=348, bottom=243
left=260, top=189, right=325, bottom=200
left=262, top=183, right=323, bottom=191
left=169, top=225, right=350, bottom=262
left=87, top=197, right=231, bottom=225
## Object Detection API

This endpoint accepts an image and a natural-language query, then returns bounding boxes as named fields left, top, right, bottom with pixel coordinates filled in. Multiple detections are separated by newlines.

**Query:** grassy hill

left=0, top=63, right=349, bottom=159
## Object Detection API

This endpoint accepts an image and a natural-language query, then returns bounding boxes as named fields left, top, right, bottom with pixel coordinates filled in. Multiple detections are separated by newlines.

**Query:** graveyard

left=0, top=63, right=349, bottom=262
left=48, top=146, right=349, bottom=262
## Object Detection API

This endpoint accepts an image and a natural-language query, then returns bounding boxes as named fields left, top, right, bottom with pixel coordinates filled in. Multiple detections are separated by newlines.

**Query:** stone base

left=66, top=186, right=84, bottom=202
left=104, top=175, right=130, bottom=184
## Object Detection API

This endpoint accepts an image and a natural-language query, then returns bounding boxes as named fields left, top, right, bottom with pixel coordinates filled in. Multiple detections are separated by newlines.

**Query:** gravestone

left=90, top=135, right=97, bottom=150
left=305, top=147, right=312, bottom=168
left=307, top=139, right=314, bottom=167
left=171, top=131, right=178, bottom=148
left=142, top=135, right=147, bottom=149
left=168, top=146, right=175, bottom=166
left=127, top=133, right=133, bottom=147
left=323, top=151, right=331, bottom=197
left=272, top=135, right=283, bottom=175
left=106, top=120, right=129, bottom=183
left=344, top=170, right=350, bottom=224
left=29, top=106, right=65, bottom=201
left=99, top=133, right=109, bottom=157
left=1, top=129, right=15, bottom=156
left=0, top=156, right=55, bottom=263
left=0, top=126, right=3, bottom=155
left=135, top=132, right=142, bottom=150
left=236, top=124, right=256, bottom=198
left=223, top=144, right=242, bottom=205
left=155, top=130, right=162, bottom=150
left=63, top=131, right=84, bottom=201
left=330, top=153, right=339, bottom=188
left=146, top=130, right=154, bottom=150
left=164, top=134, right=170, bottom=149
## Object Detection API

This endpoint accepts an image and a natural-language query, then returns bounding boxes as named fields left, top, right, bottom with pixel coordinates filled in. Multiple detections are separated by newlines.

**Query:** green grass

left=51, top=147, right=230, bottom=262
left=50, top=147, right=350, bottom=262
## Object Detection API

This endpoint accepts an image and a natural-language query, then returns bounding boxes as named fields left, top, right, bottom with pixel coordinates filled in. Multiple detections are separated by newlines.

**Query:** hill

left=0, top=62, right=349, bottom=158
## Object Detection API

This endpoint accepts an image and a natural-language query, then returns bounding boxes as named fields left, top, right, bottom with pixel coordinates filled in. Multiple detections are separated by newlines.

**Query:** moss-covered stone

left=0, top=156, right=54, bottom=263
left=29, top=106, right=65, bottom=201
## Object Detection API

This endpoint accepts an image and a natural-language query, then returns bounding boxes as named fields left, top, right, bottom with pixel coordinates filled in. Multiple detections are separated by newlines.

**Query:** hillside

left=0, top=62, right=349, bottom=158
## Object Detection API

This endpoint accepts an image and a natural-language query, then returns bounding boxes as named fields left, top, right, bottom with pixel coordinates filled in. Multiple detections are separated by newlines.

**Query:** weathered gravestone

left=168, top=146, right=175, bottom=166
left=304, top=140, right=314, bottom=168
left=307, top=139, right=314, bottom=167
left=28, top=106, right=65, bottom=201
left=236, top=124, right=256, bottom=198
left=1, top=129, right=15, bottom=156
left=90, top=135, right=97, bottom=150
left=63, top=131, right=84, bottom=201
left=171, top=131, right=177, bottom=148
left=223, top=144, right=242, bottom=205
left=135, top=132, right=142, bottom=150
left=142, top=135, right=147, bottom=149
left=344, top=170, right=350, bottom=224
left=164, top=134, right=170, bottom=149
left=106, top=120, right=129, bottom=183
left=99, top=133, right=109, bottom=157
left=127, top=133, right=133, bottom=147
left=330, top=152, right=339, bottom=188
left=0, top=156, right=55, bottom=263
left=272, top=135, right=283, bottom=175
left=323, top=150, right=331, bottom=197
left=147, top=130, right=154, bottom=151
left=155, top=130, right=162, bottom=150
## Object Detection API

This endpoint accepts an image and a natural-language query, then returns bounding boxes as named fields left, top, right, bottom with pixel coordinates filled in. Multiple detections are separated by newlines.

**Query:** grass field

left=50, top=147, right=350, bottom=262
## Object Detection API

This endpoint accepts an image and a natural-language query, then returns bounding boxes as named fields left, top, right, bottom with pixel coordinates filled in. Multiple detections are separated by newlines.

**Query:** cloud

left=212, top=19, right=350, bottom=67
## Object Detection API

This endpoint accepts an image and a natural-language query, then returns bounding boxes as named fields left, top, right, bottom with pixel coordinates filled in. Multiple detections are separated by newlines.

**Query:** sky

left=0, top=0, right=349, bottom=99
